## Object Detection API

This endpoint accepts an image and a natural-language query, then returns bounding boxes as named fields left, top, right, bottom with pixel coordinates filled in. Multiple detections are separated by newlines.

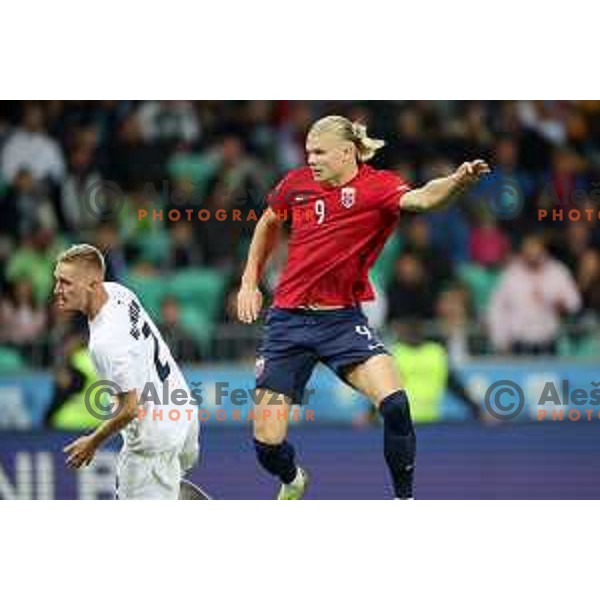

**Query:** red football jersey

left=266, top=164, right=411, bottom=308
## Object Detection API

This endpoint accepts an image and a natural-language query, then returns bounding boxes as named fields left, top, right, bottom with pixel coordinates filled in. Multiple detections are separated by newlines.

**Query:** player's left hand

left=64, top=434, right=98, bottom=469
left=452, top=159, right=491, bottom=187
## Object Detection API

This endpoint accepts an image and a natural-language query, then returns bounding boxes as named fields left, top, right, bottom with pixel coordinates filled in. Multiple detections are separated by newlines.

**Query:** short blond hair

left=57, top=244, right=106, bottom=276
left=309, top=115, right=386, bottom=162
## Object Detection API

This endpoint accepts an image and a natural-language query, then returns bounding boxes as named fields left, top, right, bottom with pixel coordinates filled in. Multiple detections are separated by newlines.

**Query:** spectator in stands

left=517, top=101, right=568, bottom=147
left=0, top=172, right=21, bottom=239
left=60, top=141, right=104, bottom=234
left=107, top=112, right=167, bottom=189
left=164, top=221, right=203, bottom=270
left=472, top=137, right=536, bottom=240
left=119, top=184, right=170, bottom=267
left=159, top=296, right=201, bottom=362
left=551, top=221, right=595, bottom=275
left=542, top=146, right=588, bottom=211
left=391, top=320, right=482, bottom=422
left=165, top=175, right=200, bottom=213
left=402, top=215, right=454, bottom=294
left=577, top=248, right=600, bottom=316
left=44, top=330, right=102, bottom=430
left=436, top=285, right=475, bottom=364
left=468, top=215, right=512, bottom=268
left=193, top=135, right=270, bottom=268
left=241, top=100, right=278, bottom=161
left=6, top=227, right=64, bottom=304
left=0, top=278, right=48, bottom=359
left=487, top=235, right=582, bottom=355
left=275, top=101, right=314, bottom=170
left=386, top=107, right=429, bottom=170
left=1, top=103, right=66, bottom=185
left=137, top=101, right=201, bottom=146
left=387, top=254, right=436, bottom=323
left=1, top=169, right=57, bottom=239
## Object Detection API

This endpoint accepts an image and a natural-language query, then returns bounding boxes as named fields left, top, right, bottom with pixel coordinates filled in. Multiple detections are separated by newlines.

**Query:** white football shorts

left=116, top=420, right=200, bottom=500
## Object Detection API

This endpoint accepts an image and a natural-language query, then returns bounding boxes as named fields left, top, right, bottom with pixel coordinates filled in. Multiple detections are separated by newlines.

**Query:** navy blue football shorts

left=255, top=306, right=389, bottom=404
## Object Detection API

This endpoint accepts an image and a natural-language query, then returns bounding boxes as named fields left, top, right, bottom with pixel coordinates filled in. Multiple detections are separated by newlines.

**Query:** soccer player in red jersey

left=238, top=115, right=490, bottom=499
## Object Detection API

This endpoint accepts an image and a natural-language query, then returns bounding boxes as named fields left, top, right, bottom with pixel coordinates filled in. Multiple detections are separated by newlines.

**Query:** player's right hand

left=237, top=284, right=263, bottom=323
left=64, top=434, right=98, bottom=469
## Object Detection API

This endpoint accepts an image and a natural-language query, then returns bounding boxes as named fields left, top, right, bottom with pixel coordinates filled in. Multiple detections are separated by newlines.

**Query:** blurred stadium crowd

left=0, top=100, right=600, bottom=372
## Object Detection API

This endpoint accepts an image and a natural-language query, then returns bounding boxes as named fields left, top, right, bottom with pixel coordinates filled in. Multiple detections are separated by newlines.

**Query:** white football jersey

left=88, top=282, right=195, bottom=453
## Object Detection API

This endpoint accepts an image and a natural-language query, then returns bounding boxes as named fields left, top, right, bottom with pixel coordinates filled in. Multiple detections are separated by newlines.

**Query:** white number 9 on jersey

left=315, top=199, right=326, bottom=224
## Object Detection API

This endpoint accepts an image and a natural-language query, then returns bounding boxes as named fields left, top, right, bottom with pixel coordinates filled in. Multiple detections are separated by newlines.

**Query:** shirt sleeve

left=555, top=263, right=582, bottom=314
left=265, top=172, right=293, bottom=211
left=379, top=170, right=411, bottom=215
left=486, top=270, right=514, bottom=351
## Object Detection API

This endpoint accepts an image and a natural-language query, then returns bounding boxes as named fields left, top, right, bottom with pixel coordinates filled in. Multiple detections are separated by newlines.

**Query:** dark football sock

left=254, top=438, right=298, bottom=484
left=379, top=390, right=416, bottom=499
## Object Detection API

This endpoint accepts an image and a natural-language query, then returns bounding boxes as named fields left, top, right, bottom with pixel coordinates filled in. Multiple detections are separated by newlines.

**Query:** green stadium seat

left=179, top=305, right=215, bottom=353
left=0, top=346, right=26, bottom=373
left=558, top=333, right=600, bottom=358
left=371, top=232, right=402, bottom=289
left=458, top=264, right=501, bottom=315
left=169, top=269, right=226, bottom=322
left=134, top=231, right=171, bottom=266
left=125, top=274, right=167, bottom=319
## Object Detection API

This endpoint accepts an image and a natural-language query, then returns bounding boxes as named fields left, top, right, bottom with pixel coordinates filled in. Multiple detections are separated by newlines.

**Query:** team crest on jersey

left=255, top=356, right=266, bottom=379
left=340, top=187, right=356, bottom=208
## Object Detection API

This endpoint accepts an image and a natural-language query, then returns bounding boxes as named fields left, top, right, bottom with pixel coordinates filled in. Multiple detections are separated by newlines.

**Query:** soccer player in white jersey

left=54, top=244, right=200, bottom=499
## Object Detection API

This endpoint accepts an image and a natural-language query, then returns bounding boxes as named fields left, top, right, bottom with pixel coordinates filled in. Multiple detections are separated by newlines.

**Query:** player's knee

left=254, top=416, right=286, bottom=445
left=253, top=388, right=290, bottom=444
left=379, top=390, right=414, bottom=436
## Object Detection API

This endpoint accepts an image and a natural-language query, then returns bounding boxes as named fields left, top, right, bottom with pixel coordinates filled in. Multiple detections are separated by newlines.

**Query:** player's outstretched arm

left=401, top=159, right=490, bottom=212
left=237, top=208, right=283, bottom=324
left=64, top=390, right=138, bottom=468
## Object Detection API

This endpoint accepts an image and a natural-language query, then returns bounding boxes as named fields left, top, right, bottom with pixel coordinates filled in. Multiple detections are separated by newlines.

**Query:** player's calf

left=253, top=387, right=300, bottom=488
left=253, top=388, right=291, bottom=445
left=379, top=390, right=416, bottom=499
